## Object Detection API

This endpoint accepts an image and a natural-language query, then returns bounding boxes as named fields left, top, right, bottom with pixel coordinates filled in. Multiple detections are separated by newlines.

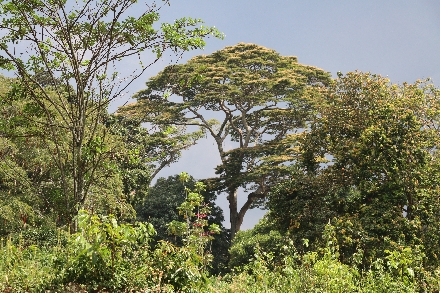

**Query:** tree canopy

left=119, top=43, right=331, bottom=237
left=268, top=72, right=440, bottom=267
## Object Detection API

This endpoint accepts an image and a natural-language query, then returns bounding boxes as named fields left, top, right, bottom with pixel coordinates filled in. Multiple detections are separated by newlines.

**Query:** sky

left=111, top=0, right=440, bottom=230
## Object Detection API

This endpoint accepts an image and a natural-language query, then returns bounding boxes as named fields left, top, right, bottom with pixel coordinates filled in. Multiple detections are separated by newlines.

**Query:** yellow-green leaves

left=121, top=43, right=331, bottom=237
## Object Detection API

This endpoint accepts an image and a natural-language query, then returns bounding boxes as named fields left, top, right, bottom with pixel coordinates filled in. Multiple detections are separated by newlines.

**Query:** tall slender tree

left=0, top=0, right=222, bottom=227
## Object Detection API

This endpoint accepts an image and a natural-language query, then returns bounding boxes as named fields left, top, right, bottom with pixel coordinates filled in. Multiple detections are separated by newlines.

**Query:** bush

left=229, top=216, right=287, bottom=270
left=0, top=173, right=220, bottom=292
left=0, top=237, right=60, bottom=292
left=208, top=223, right=440, bottom=293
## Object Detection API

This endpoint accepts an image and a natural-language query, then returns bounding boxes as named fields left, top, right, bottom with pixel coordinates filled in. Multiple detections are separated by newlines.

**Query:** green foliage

left=0, top=74, right=135, bottom=231
left=229, top=216, right=286, bottom=270
left=137, top=174, right=223, bottom=238
left=0, top=0, right=222, bottom=228
left=1, top=4, right=440, bottom=287
left=59, top=210, right=156, bottom=291
left=0, top=238, right=61, bottom=293
left=0, top=212, right=159, bottom=292
left=8, top=225, right=68, bottom=249
left=107, top=115, right=205, bottom=206
left=166, top=173, right=225, bottom=274
left=0, top=203, right=218, bottom=292
left=209, top=223, right=440, bottom=293
left=269, top=71, right=440, bottom=268
left=136, top=174, right=230, bottom=274
left=1, top=218, right=440, bottom=292
left=0, top=76, right=64, bottom=234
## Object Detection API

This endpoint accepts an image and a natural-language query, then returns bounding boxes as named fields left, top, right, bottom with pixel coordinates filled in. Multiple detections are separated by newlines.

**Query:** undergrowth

left=2, top=192, right=440, bottom=292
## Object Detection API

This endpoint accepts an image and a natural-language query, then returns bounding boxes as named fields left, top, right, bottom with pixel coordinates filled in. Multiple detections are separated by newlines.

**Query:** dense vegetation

left=1, top=0, right=440, bottom=292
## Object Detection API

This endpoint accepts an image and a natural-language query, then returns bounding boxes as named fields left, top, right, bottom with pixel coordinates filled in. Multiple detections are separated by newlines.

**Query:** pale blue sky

left=116, top=0, right=440, bottom=230
left=156, top=0, right=440, bottom=83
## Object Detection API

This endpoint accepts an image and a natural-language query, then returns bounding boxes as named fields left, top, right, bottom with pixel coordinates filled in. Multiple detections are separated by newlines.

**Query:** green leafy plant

left=60, top=210, right=156, bottom=291
left=159, top=172, right=221, bottom=292
left=136, top=174, right=230, bottom=274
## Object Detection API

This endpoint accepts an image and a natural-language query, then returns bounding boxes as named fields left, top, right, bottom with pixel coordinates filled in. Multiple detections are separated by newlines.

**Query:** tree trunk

left=229, top=188, right=239, bottom=239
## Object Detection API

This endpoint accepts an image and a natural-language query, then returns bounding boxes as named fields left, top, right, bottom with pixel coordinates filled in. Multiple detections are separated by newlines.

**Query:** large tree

left=0, top=0, right=222, bottom=227
left=119, top=43, right=331, bottom=237
left=269, top=72, right=440, bottom=267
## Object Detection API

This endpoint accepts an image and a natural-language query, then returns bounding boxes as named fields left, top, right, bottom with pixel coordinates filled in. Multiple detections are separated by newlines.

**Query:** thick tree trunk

left=229, top=188, right=266, bottom=238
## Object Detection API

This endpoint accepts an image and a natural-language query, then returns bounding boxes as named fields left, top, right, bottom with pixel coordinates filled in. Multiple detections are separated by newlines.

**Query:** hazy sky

left=113, top=0, right=440, bottom=230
